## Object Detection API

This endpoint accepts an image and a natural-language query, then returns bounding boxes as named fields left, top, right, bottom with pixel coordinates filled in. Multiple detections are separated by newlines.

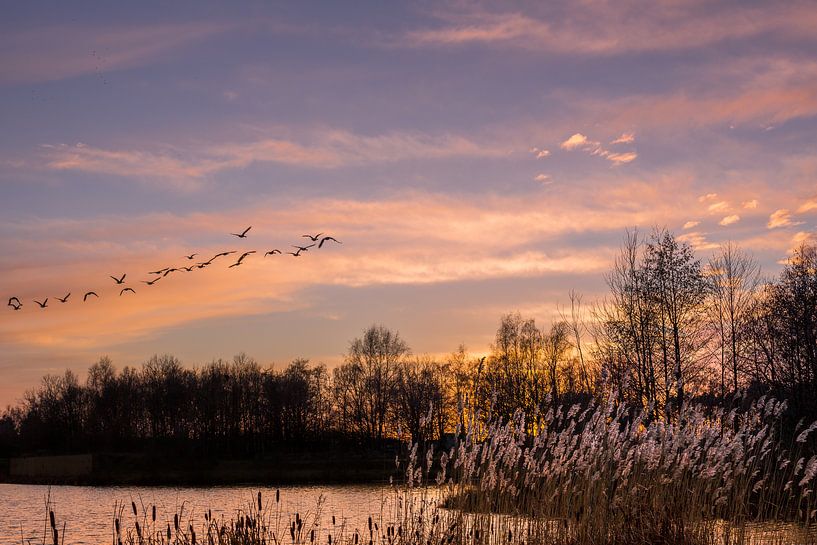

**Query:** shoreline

left=0, top=450, right=399, bottom=487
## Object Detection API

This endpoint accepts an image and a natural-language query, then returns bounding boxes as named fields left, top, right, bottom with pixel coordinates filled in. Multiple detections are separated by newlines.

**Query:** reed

left=23, top=396, right=817, bottom=544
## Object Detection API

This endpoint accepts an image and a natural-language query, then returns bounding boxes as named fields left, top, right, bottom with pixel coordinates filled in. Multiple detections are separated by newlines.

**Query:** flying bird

left=184, top=253, right=197, bottom=260
left=292, top=244, right=315, bottom=253
left=264, top=249, right=282, bottom=256
left=7, top=296, right=21, bottom=307
left=287, top=249, right=304, bottom=257
left=110, top=273, right=126, bottom=284
left=302, top=233, right=323, bottom=242
left=149, top=268, right=170, bottom=275
left=142, top=278, right=160, bottom=286
left=9, top=302, right=21, bottom=311
left=34, top=298, right=48, bottom=308
left=208, top=251, right=235, bottom=262
left=231, top=226, right=252, bottom=238
left=120, top=288, right=135, bottom=296
left=83, top=291, right=99, bottom=301
left=318, top=236, right=342, bottom=248
left=56, top=293, right=71, bottom=303
left=162, top=268, right=179, bottom=277
left=229, top=251, right=256, bottom=268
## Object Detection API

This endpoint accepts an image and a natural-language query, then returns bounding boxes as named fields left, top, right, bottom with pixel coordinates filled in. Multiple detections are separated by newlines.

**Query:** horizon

left=2, top=1, right=817, bottom=407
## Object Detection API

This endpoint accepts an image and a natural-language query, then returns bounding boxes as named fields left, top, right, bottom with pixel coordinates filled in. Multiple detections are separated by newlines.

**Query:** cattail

left=310, top=529, right=315, bottom=543
left=332, top=515, right=335, bottom=525
left=152, top=505, right=156, bottom=522
left=49, top=510, right=55, bottom=529
left=131, top=501, right=137, bottom=517
left=52, top=528, right=58, bottom=545
left=354, top=532, right=359, bottom=544
left=167, top=524, right=171, bottom=540
left=135, top=521, right=141, bottom=539
left=190, top=525, right=196, bottom=545
left=276, top=489, right=280, bottom=503
left=115, top=518, right=120, bottom=535
left=175, top=513, right=180, bottom=531
left=258, top=491, right=262, bottom=511
left=328, top=535, right=332, bottom=545
left=368, top=517, right=372, bottom=533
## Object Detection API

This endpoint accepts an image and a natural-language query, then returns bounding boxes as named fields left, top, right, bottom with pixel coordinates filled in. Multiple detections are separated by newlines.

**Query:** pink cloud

left=0, top=22, right=230, bottom=85
left=767, top=209, right=799, bottom=229
left=400, top=5, right=817, bottom=55
left=41, top=129, right=511, bottom=188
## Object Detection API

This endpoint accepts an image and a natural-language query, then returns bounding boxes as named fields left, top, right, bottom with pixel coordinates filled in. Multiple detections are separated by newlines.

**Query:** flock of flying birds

left=5, top=227, right=341, bottom=312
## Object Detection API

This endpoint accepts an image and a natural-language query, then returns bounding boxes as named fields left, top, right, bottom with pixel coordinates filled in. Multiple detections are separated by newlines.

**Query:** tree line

left=1, top=228, right=816, bottom=457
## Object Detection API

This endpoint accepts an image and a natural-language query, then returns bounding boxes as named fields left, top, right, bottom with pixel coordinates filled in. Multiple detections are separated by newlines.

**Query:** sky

left=1, top=0, right=816, bottom=406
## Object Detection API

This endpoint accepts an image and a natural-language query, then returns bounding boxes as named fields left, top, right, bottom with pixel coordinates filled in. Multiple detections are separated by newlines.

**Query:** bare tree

left=708, top=242, right=761, bottom=396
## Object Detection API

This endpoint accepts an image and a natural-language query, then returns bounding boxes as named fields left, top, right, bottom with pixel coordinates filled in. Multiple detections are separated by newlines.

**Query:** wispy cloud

left=708, top=201, right=729, bottom=213
left=610, top=133, right=635, bottom=145
left=0, top=22, right=230, bottom=85
left=560, top=133, right=592, bottom=151
left=559, top=133, right=637, bottom=166
left=41, top=128, right=510, bottom=188
left=683, top=221, right=699, bottom=229
left=798, top=198, right=817, bottom=214
left=768, top=209, right=799, bottom=229
left=399, top=5, right=817, bottom=55
left=719, top=215, right=740, bottom=226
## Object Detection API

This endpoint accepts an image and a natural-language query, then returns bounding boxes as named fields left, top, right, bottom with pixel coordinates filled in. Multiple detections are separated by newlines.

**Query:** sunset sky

left=1, top=1, right=816, bottom=406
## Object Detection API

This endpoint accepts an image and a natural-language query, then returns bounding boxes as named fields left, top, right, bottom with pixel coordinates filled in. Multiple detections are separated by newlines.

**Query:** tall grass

left=23, top=396, right=817, bottom=544
left=414, top=394, right=817, bottom=544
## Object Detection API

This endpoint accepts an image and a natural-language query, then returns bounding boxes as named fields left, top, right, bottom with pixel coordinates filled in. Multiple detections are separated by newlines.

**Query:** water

left=0, top=483, right=399, bottom=545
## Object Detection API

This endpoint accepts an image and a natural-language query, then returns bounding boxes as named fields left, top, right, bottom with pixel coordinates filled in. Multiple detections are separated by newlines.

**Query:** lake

left=0, top=483, right=402, bottom=545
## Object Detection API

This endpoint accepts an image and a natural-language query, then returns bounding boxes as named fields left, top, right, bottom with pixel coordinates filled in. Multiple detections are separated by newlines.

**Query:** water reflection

left=0, top=483, right=399, bottom=545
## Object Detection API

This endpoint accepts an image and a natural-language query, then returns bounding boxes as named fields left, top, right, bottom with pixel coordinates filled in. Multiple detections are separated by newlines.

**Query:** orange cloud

left=719, top=215, right=740, bottom=226
left=768, top=209, right=798, bottom=229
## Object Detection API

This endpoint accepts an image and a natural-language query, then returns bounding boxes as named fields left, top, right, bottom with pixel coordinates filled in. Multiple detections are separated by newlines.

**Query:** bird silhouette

left=181, top=266, right=194, bottom=272
left=83, top=291, right=99, bottom=301
left=264, top=249, right=282, bottom=256
left=231, top=226, right=252, bottom=238
left=162, top=268, right=179, bottom=277
left=56, top=293, right=71, bottom=303
left=34, top=298, right=48, bottom=308
left=209, top=251, right=235, bottom=262
left=287, top=249, right=304, bottom=257
left=9, top=302, right=21, bottom=311
left=7, top=296, right=21, bottom=307
left=229, top=251, right=256, bottom=268
left=141, top=278, right=160, bottom=286
left=302, top=233, right=323, bottom=242
left=184, top=253, right=197, bottom=260
left=120, top=288, right=135, bottom=296
left=110, top=273, right=126, bottom=284
left=149, top=268, right=170, bottom=275
left=292, top=244, right=315, bottom=253
left=318, top=236, right=342, bottom=248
